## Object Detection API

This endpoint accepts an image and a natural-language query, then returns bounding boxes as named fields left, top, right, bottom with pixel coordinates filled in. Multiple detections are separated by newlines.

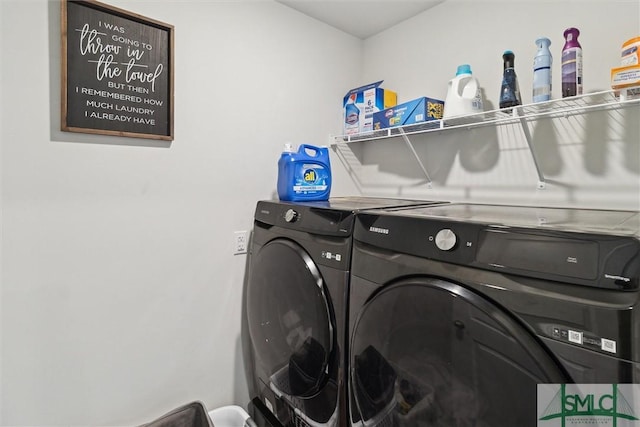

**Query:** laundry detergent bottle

left=443, top=64, right=484, bottom=119
left=277, top=143, right=332, bottom=202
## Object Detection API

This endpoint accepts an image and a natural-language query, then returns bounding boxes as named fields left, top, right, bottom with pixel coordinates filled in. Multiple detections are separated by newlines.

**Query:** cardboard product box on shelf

left=611, top=64, right=640, bottom=89
left=343, top=81, right=397, bottom=135
left=373, top=96, right=445, bottom=130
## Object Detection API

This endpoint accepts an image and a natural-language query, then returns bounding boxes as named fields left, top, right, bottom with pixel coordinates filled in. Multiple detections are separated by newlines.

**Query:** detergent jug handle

left=299, top=144, right=320, bottom=157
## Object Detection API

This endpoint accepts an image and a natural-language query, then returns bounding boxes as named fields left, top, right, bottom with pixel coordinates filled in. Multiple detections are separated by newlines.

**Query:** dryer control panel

left=255, top=200, right=354, bottom=236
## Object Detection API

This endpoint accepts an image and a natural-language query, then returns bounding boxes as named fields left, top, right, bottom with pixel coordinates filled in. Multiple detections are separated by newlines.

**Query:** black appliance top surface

left=381, top=203, right=640, bottom=237
left=277, top=196, right=446, bottom=212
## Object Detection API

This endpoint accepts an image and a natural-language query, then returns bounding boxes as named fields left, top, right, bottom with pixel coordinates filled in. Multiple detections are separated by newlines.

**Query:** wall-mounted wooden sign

left=61, top=0, right=174, bottom=140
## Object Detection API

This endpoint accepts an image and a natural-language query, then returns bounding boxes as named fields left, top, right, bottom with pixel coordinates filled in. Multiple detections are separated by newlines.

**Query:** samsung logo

left=369, top=226, right=389, bottom=235
left=605, top=274, right=631, bottom=282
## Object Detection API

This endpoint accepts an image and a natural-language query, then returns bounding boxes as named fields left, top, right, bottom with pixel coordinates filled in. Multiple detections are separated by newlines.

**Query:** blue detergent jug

left=277, top=143, right=332, bottom=202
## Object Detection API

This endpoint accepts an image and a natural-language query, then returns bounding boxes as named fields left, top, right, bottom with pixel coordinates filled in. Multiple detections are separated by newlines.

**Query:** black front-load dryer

left=242, top=197, right=445, bottom=427
left=348, top=203, right=640, bottom=427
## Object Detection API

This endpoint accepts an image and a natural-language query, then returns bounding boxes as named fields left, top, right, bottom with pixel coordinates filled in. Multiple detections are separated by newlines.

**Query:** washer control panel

left=355, top=211, right=640, bottom=289
left=355, top=214, right=478, bottom=265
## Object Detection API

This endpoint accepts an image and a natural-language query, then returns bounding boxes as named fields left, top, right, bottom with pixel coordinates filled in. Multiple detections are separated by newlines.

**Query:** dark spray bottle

left=499, top=50, right=522, bottom=109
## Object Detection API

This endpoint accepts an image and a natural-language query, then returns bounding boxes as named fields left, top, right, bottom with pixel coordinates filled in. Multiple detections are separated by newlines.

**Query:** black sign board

left=61, top=0, right=174, bottom=140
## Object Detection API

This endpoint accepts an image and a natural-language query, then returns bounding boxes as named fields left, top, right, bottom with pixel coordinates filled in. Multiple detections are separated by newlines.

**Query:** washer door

left=350, top=278, right=568, bottom=427
left=247, top=238, right=334, bottom=398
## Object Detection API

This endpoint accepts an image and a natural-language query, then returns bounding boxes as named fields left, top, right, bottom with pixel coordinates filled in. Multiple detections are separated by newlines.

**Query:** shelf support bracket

left=399, top=128, right=433, bottom=188
left=516, top=108, right=546, bottom=189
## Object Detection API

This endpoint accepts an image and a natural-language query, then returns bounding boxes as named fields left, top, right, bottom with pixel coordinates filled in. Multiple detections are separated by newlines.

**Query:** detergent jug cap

left=283, top=143, right=294, bottom=152
left=455, top=64, right=472, bottom=76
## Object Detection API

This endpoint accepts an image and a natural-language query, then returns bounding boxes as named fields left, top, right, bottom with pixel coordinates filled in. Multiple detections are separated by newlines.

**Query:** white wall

left=0, top=1, right=359, bottom=425
left=353, top=0, right=640, bottom=210
left=2, top=0, right=639, bottom=425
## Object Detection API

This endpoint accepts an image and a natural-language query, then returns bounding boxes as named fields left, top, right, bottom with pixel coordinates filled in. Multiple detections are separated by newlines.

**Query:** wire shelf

left=332, top=89, right=640, bottom=144
left=330, top=88, right=640, bottom=190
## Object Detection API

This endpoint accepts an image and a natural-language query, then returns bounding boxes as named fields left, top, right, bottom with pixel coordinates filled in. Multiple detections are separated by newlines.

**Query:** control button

left=435, top=229, right=457, bottom=251
left=284, top=209, right=298, bottom=223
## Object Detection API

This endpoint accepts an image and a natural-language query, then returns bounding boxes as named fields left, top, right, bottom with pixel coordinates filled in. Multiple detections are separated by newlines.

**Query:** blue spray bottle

left=533, top=37, right=552, bottom=103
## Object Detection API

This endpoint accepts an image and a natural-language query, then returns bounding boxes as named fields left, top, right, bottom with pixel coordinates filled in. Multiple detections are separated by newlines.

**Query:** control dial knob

left=284, top=209, right=299, bottom=223
left=435, top=228, right=457, bottom=251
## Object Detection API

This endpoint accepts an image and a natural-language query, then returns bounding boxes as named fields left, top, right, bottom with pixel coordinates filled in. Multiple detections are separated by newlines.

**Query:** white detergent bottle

left=443, top=64, right=484, bottom=120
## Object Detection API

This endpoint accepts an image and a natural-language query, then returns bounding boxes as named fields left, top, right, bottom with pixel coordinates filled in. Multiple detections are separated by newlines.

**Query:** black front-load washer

left=348, top=203, right=640, bottom=427
left=242, top=197, right=446, bottom=427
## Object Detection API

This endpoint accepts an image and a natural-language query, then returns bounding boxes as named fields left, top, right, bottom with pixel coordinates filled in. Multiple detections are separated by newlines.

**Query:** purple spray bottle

left=561, top=27, right=583, bottom=97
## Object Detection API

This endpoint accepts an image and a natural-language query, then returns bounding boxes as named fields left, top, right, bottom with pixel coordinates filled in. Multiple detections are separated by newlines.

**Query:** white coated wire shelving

left=330, top=88, right=640, bottom=189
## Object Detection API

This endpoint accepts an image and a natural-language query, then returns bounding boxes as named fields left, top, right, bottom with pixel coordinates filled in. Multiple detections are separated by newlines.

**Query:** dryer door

left=350, top=277, right=568, bottom=427
left=247, top=238, right=334, bottom=399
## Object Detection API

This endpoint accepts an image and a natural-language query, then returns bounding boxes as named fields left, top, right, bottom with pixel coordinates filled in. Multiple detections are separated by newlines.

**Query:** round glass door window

left=247, top=239, right=334, bottom=398
left=350, top=278, right=567, bottom=426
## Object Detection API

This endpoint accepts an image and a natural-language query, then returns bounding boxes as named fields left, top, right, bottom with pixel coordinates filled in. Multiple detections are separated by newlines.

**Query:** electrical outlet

left=234, top=230, right=249, bottom=255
